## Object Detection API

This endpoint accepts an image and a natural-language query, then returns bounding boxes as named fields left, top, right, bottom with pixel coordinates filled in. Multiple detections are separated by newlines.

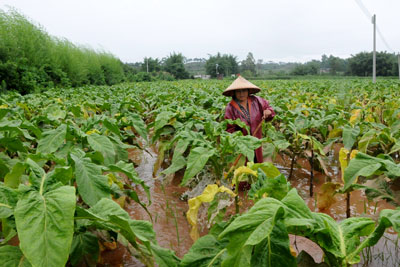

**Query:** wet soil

left=102, top=144, right=399, bottom=266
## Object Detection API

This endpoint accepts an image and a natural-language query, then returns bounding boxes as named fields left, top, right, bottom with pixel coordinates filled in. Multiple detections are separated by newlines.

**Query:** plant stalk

left=289, top=153, right=296, bottom=180
left=310, top=149, right=314, bottom=197
left=346, top=192, right=351, bottom=218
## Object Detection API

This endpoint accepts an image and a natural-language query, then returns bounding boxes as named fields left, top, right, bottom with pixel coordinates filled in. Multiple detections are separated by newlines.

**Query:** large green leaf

left=235, top=135, right=262, bottom=162
left=180, top=234, right=227, bottom=267
left=103, top=118, right=121, bottom=137
left=76, top=198, right=169, bottom=265
left=162, top=138, right=190, bottom=175
left=342, top=125, right=360, bottom=150
left=4, top=162, right=26, bottom=188
left=219, top=205, right=296, bottom=267
left=14, top=185, right=76, bottom=267
left=181, top=147, right=216, bottom=186
left=77, top=198, right=156, bottom=244
left=344, top=208, right=400, bottom=264
left=0, top=245, right=31, bottom=267
left=47, top=166, right=73, bottom=185
left=76, top=198, right=180, bottom=266
left=358, top=129, right=377, bottom=153
left=249, top=171, right=290, bottom=201
left=129, top=112, right=148, bottom=141
left=154, top=111, right=175, bottom=133
left=45, top=104, right=66, bottom=121
left=105, top=161, right=150, bottom=204
left=71, top=154, right=111, bottom=206
left=69, top=232, right=99, bottom=266
left=343, top=152, right=400, bottom=191
left=87, top=133, right=116, bottom=165
left=37, top=124, right=67, bottom=154
left=0, top=137, right=27, bottom=152
left=0, top=185, right=18, bottom=218
left=150, top=243, right=181, bottom=267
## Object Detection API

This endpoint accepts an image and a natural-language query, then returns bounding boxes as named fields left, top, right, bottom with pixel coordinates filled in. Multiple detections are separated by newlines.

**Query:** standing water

left=100, top=143, right=399, bottom=266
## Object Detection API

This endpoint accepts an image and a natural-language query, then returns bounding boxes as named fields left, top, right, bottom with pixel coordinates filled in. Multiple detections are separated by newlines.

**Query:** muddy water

left=104, top=144, right=399, bottom=266
left=274, top=145, right=395, bottom=221
left=275, top=145, right=400, bottom=266
left=126, top=147, right=193, bottom=257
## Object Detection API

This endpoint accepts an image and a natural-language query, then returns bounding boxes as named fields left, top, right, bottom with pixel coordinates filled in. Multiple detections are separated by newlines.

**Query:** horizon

left=1, top=0, right=399, bottom=64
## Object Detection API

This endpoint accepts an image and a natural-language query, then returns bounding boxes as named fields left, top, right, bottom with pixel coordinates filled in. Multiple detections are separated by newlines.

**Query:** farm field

left=1, top=78, right=400, bottom=267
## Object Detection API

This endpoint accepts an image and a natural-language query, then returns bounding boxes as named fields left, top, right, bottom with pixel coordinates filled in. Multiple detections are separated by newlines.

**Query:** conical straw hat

left=222, top=76, right=261, bottom=96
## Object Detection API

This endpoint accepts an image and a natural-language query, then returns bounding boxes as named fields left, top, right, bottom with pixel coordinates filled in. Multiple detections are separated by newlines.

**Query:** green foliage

left=321, top=54, right=348, bottom=74
left=1, top=78, right=400, bottom=266
left=248, top=170, right=291, bottom=201
left=141, top=57, right=162, bottom=72
left=163, top=52, right=190, bottom=79
left=0, top=8, right=126, bottom=94
left=15, top=185, right=76, bottom=267
left=240, top=52, right=257, bottom=77
left=291, top=60, right=321, bottom=75
left=205, top=53, right=239, bottom=78
left=185, top=188, right=400, bottom=267
left=348, top=51, right=398, bottom=76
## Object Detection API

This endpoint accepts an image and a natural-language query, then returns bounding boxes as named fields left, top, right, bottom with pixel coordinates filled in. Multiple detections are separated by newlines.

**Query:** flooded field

left=100, top=144, right=400, bottom=267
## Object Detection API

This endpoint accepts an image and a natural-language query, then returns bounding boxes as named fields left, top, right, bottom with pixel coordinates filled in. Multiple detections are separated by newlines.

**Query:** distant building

left=193, top=74, right=211, bottom=80
left=320, top=67, right=331, bottom=74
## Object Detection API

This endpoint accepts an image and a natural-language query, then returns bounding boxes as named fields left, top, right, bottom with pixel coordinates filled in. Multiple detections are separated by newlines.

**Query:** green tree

left=205, top=53, right=238, bottom=78
left=348, top=51, right=397, bottom=76
left=291, top=60, right=320, bottom=75
left=0, top=8, right=126, bottom=93
left=240, top=52, right=256, bottom=76
left=163, top=53, right=189, bottom=79
left=141, top=57, right=162, bottom=73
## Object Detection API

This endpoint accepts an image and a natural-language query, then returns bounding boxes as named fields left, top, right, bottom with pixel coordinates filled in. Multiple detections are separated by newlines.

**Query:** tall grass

left=0, top=8, right=126, bottom=94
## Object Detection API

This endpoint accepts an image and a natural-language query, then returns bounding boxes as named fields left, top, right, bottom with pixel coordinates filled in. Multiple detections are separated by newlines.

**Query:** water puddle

left=125, top=147, right=193, bottom=258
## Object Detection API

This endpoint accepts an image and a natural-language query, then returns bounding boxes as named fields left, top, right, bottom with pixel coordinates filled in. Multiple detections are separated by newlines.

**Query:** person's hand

left=262, top=109, right=272, bottom=120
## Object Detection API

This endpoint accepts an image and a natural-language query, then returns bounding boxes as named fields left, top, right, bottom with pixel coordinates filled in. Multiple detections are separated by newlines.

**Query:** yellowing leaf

left=86, top=129, right=101, bottom=135
left=329, top=98, right=336, bottom=104
left=301, top=105, right=309, bottom=117
left=350, top=149, right=358, bottom=160
left=339, top=148, right=350, bottom=183
left=290, top=245, right=297, bottom=257
left=328, top=128, right=342, bottom=139
left=113, top=196, right=126, bottom=209
left=83, top=108, right=89, bottom=119
left=317, top=182, right=341, bottom=211
left=56, top=98, right=62, bottom=103
left=349, top=109, right=361, bottom=125
left=339, top=148, right=358, bottom=183
left=187, top=184, right=235, bottom=241
left=0, top=104, right=9, bottom=109
left=233, top=166, right=257, bottom=179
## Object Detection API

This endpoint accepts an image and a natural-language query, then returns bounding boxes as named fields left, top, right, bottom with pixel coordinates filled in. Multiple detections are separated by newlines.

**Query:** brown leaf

left=317, top=182, right=341, bottom=211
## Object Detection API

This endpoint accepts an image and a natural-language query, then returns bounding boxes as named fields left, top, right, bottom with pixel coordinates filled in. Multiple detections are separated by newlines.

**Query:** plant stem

left=346, top=192, right=351, bottom=218
left=235, top=196, right=239, bottom=214
left=289, top=153, right=296, bottom=180
left=310, top=149, right=314, bottom=197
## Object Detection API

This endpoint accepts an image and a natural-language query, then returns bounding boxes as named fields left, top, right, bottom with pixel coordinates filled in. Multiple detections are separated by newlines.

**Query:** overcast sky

left=1, top=0, right=399, bottom=63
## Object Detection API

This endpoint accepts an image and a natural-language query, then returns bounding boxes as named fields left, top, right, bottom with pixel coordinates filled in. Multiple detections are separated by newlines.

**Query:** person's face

left=235, top=89, right=249, bottom=102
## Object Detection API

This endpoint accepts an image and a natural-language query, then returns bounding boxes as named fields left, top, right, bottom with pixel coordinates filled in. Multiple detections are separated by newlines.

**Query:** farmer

left=223, top=75, right=275, bottom=163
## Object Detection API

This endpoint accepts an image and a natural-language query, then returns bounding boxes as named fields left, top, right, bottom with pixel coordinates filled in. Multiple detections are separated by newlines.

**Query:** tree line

left=0, top=9, right=189, bottom=94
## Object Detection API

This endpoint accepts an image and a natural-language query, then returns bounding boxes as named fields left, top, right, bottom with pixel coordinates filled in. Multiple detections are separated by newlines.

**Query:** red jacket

left=224, top=95, right=275, bottom=163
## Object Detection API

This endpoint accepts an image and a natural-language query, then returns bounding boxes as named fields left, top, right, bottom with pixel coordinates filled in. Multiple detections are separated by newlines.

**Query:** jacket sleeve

left=224, top=104, right=239, bottom=133
left=257, top=96, right=275, bottom=122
